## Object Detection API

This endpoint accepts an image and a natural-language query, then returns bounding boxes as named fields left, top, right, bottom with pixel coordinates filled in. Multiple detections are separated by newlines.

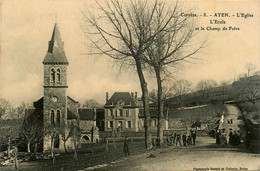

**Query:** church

left=23, top=23, right=98, bottom=152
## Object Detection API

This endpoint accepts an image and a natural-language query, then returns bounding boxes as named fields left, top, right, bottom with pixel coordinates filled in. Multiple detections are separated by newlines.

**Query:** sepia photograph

left=0, top=0, right=259, bottom=170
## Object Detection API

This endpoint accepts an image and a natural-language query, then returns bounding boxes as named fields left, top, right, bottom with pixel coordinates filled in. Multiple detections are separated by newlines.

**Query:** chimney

left=131, top=92, right=134, bottom=98
left=135, top=92, right=137, bottom=101
left=106, top=92, right=109, bottom=102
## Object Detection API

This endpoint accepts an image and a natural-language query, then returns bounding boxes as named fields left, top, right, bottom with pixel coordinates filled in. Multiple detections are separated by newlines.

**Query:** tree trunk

left=51, top=137, right=54, bottom=158
left=73, top=128, right=78, bottom=160
left=135, top=58, right=152, bottom=149
left=13, top=146, right=18, bottom=170
left=27, top=141, right=31, bottom=153
left=51, top=137, right=56, bottom=164
left=34, top=143, right=38, bottom=158
left=8, top=137, right=11, bottom=158
left=154, top=67, right=164, bottom=147
left=63, top=140, right=67, bottom=153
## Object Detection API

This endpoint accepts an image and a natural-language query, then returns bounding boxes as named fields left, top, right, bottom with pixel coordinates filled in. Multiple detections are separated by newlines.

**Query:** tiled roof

left=78, top=108, right=95, bottom=120
left=105, top=92, right=137, bottom=106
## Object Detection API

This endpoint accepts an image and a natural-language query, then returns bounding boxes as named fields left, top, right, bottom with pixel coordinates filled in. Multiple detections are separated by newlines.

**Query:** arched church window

left=51, top=110, right=55, bottom=125
left=57, top=110, right=61, bottom=125
left=56, top=68, right=61, bottom=83
left=50, top=68, right=55, bottom=83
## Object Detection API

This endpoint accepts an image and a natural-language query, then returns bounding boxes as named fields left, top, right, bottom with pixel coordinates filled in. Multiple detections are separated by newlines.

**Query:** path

left=100, top=137, right=260, bottom=171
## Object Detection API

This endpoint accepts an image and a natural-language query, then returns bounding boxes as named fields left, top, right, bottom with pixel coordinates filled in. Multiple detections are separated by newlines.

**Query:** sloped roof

left=78, top=108, right=95, bottom=120
left=25, top=108, right=35, bottom=118
left=105, top=92, right=137, bottom=106
left=42, top=23, right=69, bottom=64
left=67, top=108, right=78, bottom=120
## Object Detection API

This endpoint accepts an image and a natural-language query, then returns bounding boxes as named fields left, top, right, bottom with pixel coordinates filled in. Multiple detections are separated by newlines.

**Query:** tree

left=233, top=75, right=260, bottom=111
left=245, top=63, right=256, bottom=77
left=196, top=79, right=217, bottom=91
left=20, top=121, right=42, bottom=153
left=84, top=0, right=182, bottom=149
left=170, top=80, right=192, bottom=107
left=82, top=99, right=102, bottom=108
left=44, top=124, right=60, bottom=164
left=59, top=123, right=73, bottom=153
left=70, top=121, right=80, bottom=160
left=142, top=2, right=204, bottom=146
left=196, top=79, right=218, bottom=104
left=0, top=98, right=13, bottom=119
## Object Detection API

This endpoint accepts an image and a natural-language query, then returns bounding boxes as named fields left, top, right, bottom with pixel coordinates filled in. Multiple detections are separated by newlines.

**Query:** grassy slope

left=168, top=103, right=225, bottom=129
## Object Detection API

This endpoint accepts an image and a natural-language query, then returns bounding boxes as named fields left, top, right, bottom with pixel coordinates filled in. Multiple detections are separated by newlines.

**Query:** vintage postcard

left=0, top=0, right=259, bottom=171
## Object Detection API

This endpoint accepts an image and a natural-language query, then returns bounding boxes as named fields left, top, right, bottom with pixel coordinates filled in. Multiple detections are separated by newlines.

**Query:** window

left=56, top=68, right=61, bottom=83
left=127, top=121, right=131, bottom=128
left=126, top=109, right=130, bottom=117
left=115, top=109, right=118, bottom=117
left=50, top=68, right=55, bottom=83
left=153, top=119, right=157, bottom=127
left=56, top=110, right=61, bottom=125
left=54, top=136, right=59, bottom=148
left=118, top=121, right=122, bottom=129
left=110, top=109, right=113, bottom=116
left=51, top=110, right=55, bottom=125
left=119, top=109, right=123, bottom=117
left=108, top=121, right=113, bottom=128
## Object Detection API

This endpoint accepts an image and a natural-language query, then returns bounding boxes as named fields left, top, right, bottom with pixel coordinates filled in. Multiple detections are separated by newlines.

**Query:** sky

left=0, top=0, right=260, bottom=107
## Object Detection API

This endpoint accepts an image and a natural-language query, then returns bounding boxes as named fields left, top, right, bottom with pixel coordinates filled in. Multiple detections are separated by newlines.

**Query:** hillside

left=166, top=75, right=260, bottom=109
left=167, top=104, right=224, bottom=129
left=166, top=75, right=260, bottom=130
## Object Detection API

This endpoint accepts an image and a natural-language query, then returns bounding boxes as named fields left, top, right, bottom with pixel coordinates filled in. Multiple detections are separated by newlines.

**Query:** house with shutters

left=104, top=92, right=168, bottom=132
left=104, top=92, right=139, bottom=132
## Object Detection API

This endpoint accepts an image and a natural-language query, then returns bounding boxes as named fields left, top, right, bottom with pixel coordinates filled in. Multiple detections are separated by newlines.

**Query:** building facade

left=23, top=23, right=98, bottom=152
left=104, top=92, right=140, bottom=132
left=104, top=92, right=168, bottom=133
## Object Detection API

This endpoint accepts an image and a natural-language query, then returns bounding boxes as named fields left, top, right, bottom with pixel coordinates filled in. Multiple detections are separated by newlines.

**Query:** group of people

left=228, top=130, right=241, bottom=146
left=215, top=129, right=241, bottom=146
left=163, top=129, right=197, bottom=148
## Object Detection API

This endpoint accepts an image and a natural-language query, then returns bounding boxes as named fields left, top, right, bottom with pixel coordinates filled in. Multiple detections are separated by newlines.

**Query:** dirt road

left=102, top=137, right=260, bottom=171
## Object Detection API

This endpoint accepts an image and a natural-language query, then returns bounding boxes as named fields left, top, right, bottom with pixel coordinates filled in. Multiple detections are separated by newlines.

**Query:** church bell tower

left=42, top=23, right=69, bottom=150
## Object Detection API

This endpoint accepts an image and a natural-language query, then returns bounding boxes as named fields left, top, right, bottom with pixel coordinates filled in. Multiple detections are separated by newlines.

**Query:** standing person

left=192, top=130, right=197, bottom=145
left=166, top=135, right=170, bottom=147
left=187, top=133, right=192, bottom=146
left=172, top=132, right=176, bottom=145
left=175, top=133, right=182, bottom=147
left=245, top=131, right=252, bottom=148
left=123, top=136, right=130, bottom=156
left=216, top=130, right=221, bottom=145
left=105, top=137, right=109, bottom=152
left=182, top=133, right=187, bottom=146
left=169, top=134, right=173, bottom=146
left=229, top=131, right=234, bottom=146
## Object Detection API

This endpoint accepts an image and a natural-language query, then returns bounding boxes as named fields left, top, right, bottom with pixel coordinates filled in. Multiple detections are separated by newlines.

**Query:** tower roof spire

left=42, top=23, right=69, bottom=65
